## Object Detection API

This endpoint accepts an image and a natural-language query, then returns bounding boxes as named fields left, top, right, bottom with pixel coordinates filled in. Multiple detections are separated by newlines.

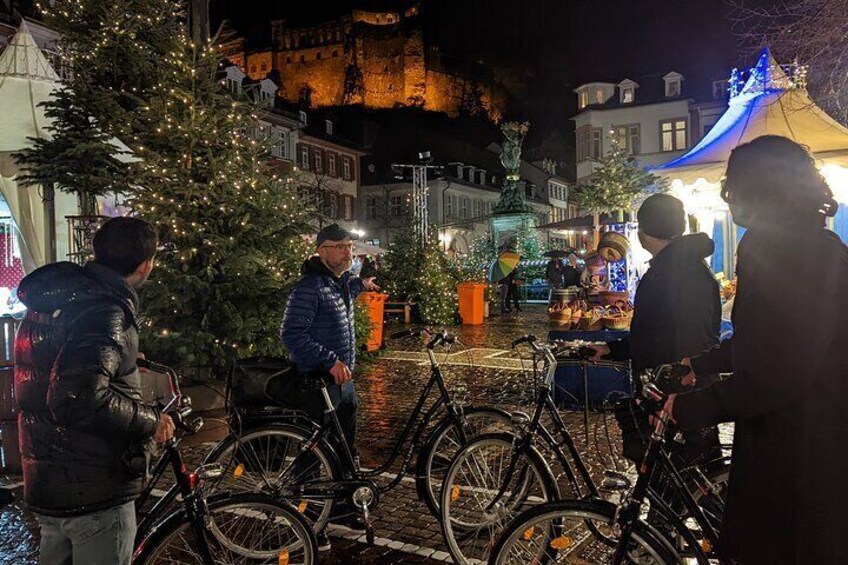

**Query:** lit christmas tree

left=131, top=30, right=315, bottom=368
left=578, top=133, right=667, bottom=213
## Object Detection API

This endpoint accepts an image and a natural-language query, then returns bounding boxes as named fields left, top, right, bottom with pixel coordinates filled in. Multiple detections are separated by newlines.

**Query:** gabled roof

left=0, top=20, right=58, bottom=153
left=655, top=48, right=848, bottom=183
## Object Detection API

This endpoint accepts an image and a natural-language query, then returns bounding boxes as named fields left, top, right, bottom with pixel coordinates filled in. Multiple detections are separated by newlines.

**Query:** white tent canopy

left=653, top=48, right=848, bottom=275
left=0, top=20, right=136, bottom=272
left=655, top=48, right=848, bottom=189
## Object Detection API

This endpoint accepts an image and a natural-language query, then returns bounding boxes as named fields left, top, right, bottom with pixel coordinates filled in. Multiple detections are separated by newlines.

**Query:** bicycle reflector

left=278, top=549, right=289, bottom=565
left=523, top=527, right=535, bottom=540
left=298, top=501, right=308, bottom=513
left=233, top=463, right=245, bottom=478
left=550, top=536, right=574, bottom=550
left=451, top=485, right=461, bottom=501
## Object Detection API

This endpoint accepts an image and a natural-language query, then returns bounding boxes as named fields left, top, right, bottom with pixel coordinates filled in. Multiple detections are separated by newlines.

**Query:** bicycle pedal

left=602, top=470, right=632, bottom=491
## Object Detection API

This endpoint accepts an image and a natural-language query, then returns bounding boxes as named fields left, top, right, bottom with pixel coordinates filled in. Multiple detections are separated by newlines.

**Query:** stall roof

left=655, top=48, right=848, bottom=184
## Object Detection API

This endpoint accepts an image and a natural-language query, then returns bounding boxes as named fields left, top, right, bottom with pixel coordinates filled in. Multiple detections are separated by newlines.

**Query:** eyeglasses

left=320, top=243, right=356, bottom=252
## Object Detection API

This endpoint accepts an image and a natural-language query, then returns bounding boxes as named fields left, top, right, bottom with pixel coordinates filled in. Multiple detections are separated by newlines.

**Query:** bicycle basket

left=613, top=397, right=652, bottom=464
left=229, top=357, right=299, bottom=410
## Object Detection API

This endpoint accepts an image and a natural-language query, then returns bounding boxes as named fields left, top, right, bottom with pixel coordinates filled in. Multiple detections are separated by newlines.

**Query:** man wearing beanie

left=590, top=194, right=722, bottom=462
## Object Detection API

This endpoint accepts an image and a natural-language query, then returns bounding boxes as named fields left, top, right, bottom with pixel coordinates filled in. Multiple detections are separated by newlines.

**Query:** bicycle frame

left=612, top=412, right=723, bottom=565
left=281, top=337, right=474, bottom=498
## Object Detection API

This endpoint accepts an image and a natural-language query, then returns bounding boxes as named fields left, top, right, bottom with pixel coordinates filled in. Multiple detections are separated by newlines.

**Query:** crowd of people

left=8, top=135, right=848, bottom=564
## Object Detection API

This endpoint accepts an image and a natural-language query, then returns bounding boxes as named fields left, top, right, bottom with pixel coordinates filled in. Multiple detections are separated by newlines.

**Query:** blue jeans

left=36, top=501, right=135, bottom=565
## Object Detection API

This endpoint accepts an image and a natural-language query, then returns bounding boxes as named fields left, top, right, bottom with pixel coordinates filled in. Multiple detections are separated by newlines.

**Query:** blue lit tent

left=654, top=48, right=848, bottom=277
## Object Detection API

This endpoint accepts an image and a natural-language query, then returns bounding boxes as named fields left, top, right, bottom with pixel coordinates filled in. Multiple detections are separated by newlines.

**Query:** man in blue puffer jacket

left=281, top=224, right=379, bottom=451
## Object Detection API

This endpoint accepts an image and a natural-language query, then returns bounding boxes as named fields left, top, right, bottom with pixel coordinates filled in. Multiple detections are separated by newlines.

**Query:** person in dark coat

left=667, top=136, right=848, bottom=564
left=545, top=258, right=564, bottom=289
left=14, top=217, right=173, bottom=565
left=562, top=254, right=582, bottom=287
left=500, top=269, right=521, bottom=313
left=590, top=194, right=722, bottom=462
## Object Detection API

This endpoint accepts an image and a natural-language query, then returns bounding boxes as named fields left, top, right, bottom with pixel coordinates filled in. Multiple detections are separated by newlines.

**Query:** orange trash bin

left=457, top=282, right=486, bottom=325
left=357, top=292, right=388, bottom=352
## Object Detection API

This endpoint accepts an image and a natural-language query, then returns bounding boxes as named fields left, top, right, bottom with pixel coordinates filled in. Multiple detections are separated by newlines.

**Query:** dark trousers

left=501, top=282, right=520, bottom=312
left=297, top=380, right=358, bottom=454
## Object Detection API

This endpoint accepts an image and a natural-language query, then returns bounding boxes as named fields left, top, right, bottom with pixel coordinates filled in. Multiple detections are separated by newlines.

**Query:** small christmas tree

left=578, top=134, right=667, bottom=213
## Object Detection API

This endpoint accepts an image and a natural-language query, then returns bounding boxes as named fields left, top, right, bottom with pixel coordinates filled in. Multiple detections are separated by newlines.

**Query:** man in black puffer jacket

left=15, top=217, right=174, bottom=565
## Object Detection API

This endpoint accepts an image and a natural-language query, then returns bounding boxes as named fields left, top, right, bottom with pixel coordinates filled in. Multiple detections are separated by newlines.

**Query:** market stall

left=654, top=48, right=848, bottom=277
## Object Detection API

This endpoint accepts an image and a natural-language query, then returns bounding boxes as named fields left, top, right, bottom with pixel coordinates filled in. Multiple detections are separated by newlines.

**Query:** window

left=300, top=145, right=310, bottom=169
left=299, top=111, right=308, bottom=124
left=460, top=197, right=468, bottom=219
left=250, top=65, right=257, bottom=74
left=328, top=153, right=337, bottom=176
left=666, top=78, right=681, bottom=98
left=366, top=196, right=378, bottom=220
left=325, top=120, right=333, bottom=135
left=260, top=62, right=267, bottom=72
left=660, top=119, right=688, bottom=152
left=390, top=195, right=404, bottom=217
left=579, top=90, right=588, bottom=109
left=614, top=124, right=641, bottom=155
left=342, top=157, right=352, bottom=180
left=313, top=150, right=323, bottom=173
left=226, top=78, right=238, bottom=93
left=444, top=195, right=453, bottom=217
left=621, top=87, right=634, bottom=104
left=577, top=126, right=602, bottom=161
left=594, top=88, right=604, bottom=104
left=712, top=79, right=728, bottom=100
left=591, top=128, right=602, bottom=158
left=343, top=195, right=354, bottom=221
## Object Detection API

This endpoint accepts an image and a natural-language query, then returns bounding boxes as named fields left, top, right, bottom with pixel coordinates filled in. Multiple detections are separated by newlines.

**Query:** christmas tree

left=16, top=0, right=184, bottom=211
left=382, top=229, right=457, bottom=325
left=578, top=133, right=667, bottom=213
left=130, top=31, right=316, bottom=369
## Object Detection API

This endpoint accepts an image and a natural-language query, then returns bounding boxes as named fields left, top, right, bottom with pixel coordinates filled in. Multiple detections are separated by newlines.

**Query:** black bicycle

left=202, top=328, right=513, bottom=542
left=133, top=359, right=317, bottom=564
left=439, top=335, right=730, bottom=565
left=488, top=373, right=727, bottom=564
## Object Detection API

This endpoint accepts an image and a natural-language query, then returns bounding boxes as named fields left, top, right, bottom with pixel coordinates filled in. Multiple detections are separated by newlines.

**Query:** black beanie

left=637, top=194, right=686, bottom=239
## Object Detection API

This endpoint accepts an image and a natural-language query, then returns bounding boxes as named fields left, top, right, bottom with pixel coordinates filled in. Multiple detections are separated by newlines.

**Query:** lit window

left=666, top=79, right=681, bottom=98
left=621, top=87, right=634, bottom=103
left=660, top=119, right=687, bottom=151
left=595, top=89, right=604, bottom=104
left=579, top=90, right=588, bottom=109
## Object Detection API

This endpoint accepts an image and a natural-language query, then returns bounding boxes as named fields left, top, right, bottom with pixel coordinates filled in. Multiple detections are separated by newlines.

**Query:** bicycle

left=133, top=359, right=317, bottom=564
left=439, top=335, right=730, bottom=565
left=202, top=328, right=513, bottom=542
left=488, top=367, right=729, bottom=565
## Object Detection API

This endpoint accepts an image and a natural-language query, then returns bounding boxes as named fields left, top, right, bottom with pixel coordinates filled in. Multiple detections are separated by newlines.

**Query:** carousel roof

left=655, top=48, right=848, bottom=184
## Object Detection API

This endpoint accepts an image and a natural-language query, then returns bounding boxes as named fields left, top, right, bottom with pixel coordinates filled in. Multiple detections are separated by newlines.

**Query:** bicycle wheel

left=203, top=424, right=337, bottom=533
left=440, top=432, right=560, bottom=565
left=134, top=492, right=317, bottom=564
left=418, top=407, right=514, bottom=517
left=490, top=499, right=679, bottom=565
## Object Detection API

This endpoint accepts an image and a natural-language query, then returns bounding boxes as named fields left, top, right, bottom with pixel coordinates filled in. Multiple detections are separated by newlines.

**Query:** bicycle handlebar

left=390, top=328, right=457, bottom=349
left=137, top=358, right=202, bottom=435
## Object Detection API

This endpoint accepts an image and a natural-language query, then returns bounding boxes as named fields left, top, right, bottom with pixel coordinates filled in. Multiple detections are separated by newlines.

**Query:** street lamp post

left=392, top=151, right=441, bottom=247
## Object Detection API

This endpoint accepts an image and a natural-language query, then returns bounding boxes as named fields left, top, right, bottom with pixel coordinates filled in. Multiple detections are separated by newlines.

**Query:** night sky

left=212, top=0, right=742, bottom=129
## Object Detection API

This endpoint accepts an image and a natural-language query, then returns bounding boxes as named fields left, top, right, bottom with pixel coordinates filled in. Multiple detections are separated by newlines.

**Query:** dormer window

left=325, top=120, right=333, bottom=135
left=619, top=79, right=638, bottom=104
left=594, top=88, right=604, bottom=104
left=299, top=110, right=308, bottom=124
left=713, top=79, right=729, bottom=100
left=664, top=72, right=683, bottom=98
left=579, top=90, right=588, bottom=109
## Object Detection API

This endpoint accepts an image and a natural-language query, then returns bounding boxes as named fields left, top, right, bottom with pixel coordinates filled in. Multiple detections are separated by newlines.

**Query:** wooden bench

left=384, top=302, right=415, bottom=324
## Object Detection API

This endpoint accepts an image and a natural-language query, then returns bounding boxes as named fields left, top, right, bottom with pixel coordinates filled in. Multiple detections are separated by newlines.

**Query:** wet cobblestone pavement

left=1, top=306, right=726, bottom=564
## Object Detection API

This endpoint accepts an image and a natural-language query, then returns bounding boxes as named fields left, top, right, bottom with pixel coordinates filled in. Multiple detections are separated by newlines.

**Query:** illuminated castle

left=221, top=5, right=508, bottom=121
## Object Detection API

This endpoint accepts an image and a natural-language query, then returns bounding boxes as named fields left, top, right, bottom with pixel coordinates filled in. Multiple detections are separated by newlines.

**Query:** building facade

left=572, top=71, right=728, bottom=181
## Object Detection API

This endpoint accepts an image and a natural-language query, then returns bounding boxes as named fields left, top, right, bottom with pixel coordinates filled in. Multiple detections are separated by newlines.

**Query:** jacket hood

left=653, top=233, right=715, bottom=265
left=18, top=261, right=138, bottom=314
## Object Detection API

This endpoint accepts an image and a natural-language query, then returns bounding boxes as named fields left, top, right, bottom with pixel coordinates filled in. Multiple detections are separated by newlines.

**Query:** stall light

left=352, top=229, right=366, bottom=238
left=820, top=164, right=848, bottom=204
